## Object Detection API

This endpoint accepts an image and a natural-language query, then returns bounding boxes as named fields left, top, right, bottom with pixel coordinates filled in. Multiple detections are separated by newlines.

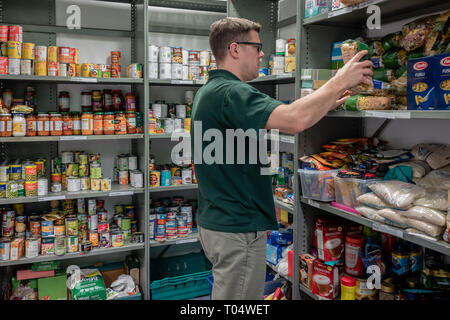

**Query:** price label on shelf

left=280, top=135, right=295, bottom=144
left=372, top=222, right=404, bottom=238
left=60, top=136, right=87, bottom=141
left=364, top=111, right=395, bottom=119
left=307, top=199, right=321, bottom=209
left=176, top=237, right=198, bottom=245
left=109, top=191, right=134, bottom=197
left=38, top=195, right=66, bottom=202
left=393, top=111, right=411, bottom=119
left=276, top=73, right=292, bottom=79
left=171, top=80, right=193, bottom=85
left=328, top=7, right=352, bottom=18
left=71, top=77, right=98, bottom=83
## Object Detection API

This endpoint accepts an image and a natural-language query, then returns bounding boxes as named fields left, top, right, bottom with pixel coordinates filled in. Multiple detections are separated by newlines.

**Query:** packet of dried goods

left=381, top=32, right=403, bottom=52
left=343, top=95, right=391, bottom=111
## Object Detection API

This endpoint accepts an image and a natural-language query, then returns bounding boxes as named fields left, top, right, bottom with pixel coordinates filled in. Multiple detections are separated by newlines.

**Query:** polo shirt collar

left=208, top=69, right=241, bottom=82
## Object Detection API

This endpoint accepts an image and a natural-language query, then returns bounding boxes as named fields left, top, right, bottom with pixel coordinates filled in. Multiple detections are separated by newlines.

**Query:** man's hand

left=332, top=50, right=373, bottom=90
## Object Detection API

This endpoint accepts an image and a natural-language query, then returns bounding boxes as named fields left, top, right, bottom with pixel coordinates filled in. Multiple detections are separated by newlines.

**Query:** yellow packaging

left=74, top=48, right=79, bottom=64
left=21, top=43, right=35, bottom=60
left=35, top=62, right=47, bottom=76
left=7, top=41, right=21, bottom=59
left=0, top=42, right=7, bottom=57
left=76, top=64, right=81, bottom=77
left=285, top=56, right=296, bottom=73
left=149, top=118, right=157, bottom=134
left=355, top=277, right=378, bottom=300
left=313, top=80, right=328, bottom=90
left=184, top=118, right=191, bottom=133
left=81, top=63, right=93, bottom=77
left=47, top=46, right=58, bottom=62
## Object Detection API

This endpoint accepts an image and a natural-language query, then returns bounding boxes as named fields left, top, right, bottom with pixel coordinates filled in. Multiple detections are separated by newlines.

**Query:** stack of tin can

left=0, top=158, right=47, bottom=200
left=149, top=162, right=196, bottom=188
left=266, top=38, right=296, bottom=76
left=114, top=154, right=143, bottom=188
left=149, top=196, right=198, bottom=242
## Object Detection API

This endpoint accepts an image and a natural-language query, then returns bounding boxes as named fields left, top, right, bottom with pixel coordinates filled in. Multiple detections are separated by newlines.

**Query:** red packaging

left=68, top=63, right=76, bottom=77
left=8, top=25, right=23, bottom=42
left=111, top=51, right=121, bottom=64
left=0, top=25, right=9, bottom=42
left=311, top=260, right=340, bottom=299
left=58, top=47, right=71, bottom=63
left=315, top=217, right=344, bottom=262
left=344, top=234, right=365, bottom=277
left=69, top=48, right=77, bottom=64
left=381, top=232, right=397, bottom=266
left=111, top=64, right=121, bottom=78
left=0, top=56, right=8, bottom=74
left=345, top=222, right=363, bottom=236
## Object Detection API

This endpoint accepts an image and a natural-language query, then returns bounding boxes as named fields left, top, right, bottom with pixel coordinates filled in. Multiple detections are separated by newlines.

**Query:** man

left=191, top=17, right=373, bottom=300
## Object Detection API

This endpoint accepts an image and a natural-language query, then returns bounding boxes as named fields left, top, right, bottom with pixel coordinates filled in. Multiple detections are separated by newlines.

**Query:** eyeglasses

left=230, top=41, right=263, bottom=52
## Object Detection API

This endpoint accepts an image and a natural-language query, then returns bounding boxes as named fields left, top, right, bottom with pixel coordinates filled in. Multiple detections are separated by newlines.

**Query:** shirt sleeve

left=222, top=82, right=281, bottom=131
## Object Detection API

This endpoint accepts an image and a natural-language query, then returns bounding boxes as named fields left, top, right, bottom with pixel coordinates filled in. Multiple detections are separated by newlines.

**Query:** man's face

left=240, top=30, right=264, bottom=81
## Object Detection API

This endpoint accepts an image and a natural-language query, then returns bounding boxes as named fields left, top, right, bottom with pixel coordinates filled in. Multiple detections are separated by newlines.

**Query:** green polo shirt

left=191, top=69, right=281, bottom=233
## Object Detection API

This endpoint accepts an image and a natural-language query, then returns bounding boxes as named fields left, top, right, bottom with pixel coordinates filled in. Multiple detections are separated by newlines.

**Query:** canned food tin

left=175, top=104, right=186, bottom=118
left=8, top=58, right=20, bottom=75
left=51, top=182, right=62, bottom=193
left=25, top=180, right=37, bottom=197
left=3, top=210, right=16, bottom=237
left=67, top=235, right=78, bottom=253
left=188, top=65, right=200, bottom=80
left=182, top=49, right=189, bottom=65
left=276, top=38, right=287, bottom=54
left=35, top=46, right=47, bottom=63
left=0, top=56, right=7, bottom=74
left=100, top=178, right=111, bottom=191
left=59, top=63, right=67, bottom=77
left=148, top=44, right=159, bottom=62
left=90, top=163, right=101, bottom=179
left=41, top=219, right=54, bottom=237
left=127, top=155, right=137, bottom=171
left=188, top=50, right=200, bottom=64
left=25, top=236, right=39, bottom=258
left=159, top=63, right=171, bottom=79
left=98, top=222, right=109, bottom=234
left=173, top=118, right=183, bottom=133
left=7, top=41, right=21, bottom=59
left=65, top=217, right=78, bottom=236
left=25, top=164, right=37, bottom=181
left=58, top=47, right=71, bottom=63
left=29, top=218, right=41, bottom=237
left=99, top=231, right=110, bottom=248
left=0, top=238, right=10, bottom=260
left=160, top=169, right=171, bottom=187
left=199, top=66, right=208, bottom=81
left=118, top=171, right=128, bottom=185
left=91, top=178, right=101, bottom=191
left=34, top=61, right=47, bottom=76
left=164, top=118, right=174, bottom=134
left=182, top=168, right=192, bottom=184
left=41, top=237, right=55, bottom=256
left=131, top=232, right=144, bottom=243
left=89, top=232, right=98, bottom=247
left=47, top=46, right=58, bottom=62
left=130, top=170, right=143, bottom=188
left=159, top=46, right=171, bottom=63
left=14, top=215, right=26, bottom=234
left=55, top=235, right=66, bottom=255
left=10, top=164, right=21, bottom=181
left=148, top=62, right=158, bottom=79
left=16, top=180, right=25, bottom=197
left=20, top=59, right=33, bottom=75
left=0, top=165, right=9, bottom=182
left=67, top=177, right=81, bottom=192
left=0, top=25, right=8, bottom=42
left=79, top=240, right=92, bottom=252
left=88, top=214, right=98, bottom=231
left=0, top=182, right=6, bottom=198
left=6, top=181, right=18, bottom=198
left=8, top=25, right=23, bottom=42
left=21, top=43, right=35, bottom=60
left=121, top=217, right=131, bottom=231
left=182, top=65, right=189, bottom=80
left=54, top=223, right=65, bottom=236
left=150, top=170, right=160, bottom=187
left=171, top=63, right=182, bottom=80
left=199, top=50, right=210, bottom=66
left=183, top=118, right=191, bottom=133
left=117, top=156, right=129, bottom=171
left=47, top=61, right=59, bottom=76
left=61, top=151, right=74, bottom=164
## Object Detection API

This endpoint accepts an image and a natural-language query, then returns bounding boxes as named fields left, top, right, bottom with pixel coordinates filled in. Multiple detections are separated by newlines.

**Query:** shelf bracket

left=371, top=119, right=391, bottom=138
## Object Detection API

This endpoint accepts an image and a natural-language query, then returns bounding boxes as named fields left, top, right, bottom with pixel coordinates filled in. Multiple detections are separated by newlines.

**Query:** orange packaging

left=62, top=113, right=72, bottom=136
left=114, top=112, right=127, bottom=134
left=58, top=47, right=70, bottom=63
left=111, top=51, right=121, bottom=64
left=51, top=173, right=61, bottom=182
left=47, top=61, right=59, bottom=77
left=81, top=112, right=93, bottom=135
left=10, top=237, right=24, bottom=260
left=50, top=113, right=63, bottom=136
left=69, top=48, right=78, bottom=64
left=47, top=46, right=58, bottom=62
left=299, top=254, right=316, bottom=289
left=103, top=112, right=115, bottom=135
left=111, top=64, right=121, bottom=78
left=68, top=63, right=76, bottom=77
left=149, top=118, right=157, bottom=134
left=22, top=43, right=35, bottom=60
left=76, top=64, right=81, bottom=77
left=89, top=232, right=99, bottom=247
left=125, top=112, right=136, bottom=134
left=25, top=114, right=36, bottom=136
left=37, top=113, right=50, bottom=136
left=93, top=112, right=103, bottom=135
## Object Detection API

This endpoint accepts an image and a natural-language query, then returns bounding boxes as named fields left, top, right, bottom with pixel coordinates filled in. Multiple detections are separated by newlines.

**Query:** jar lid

left=340, top=276, right=356, bottom=287
left=82, top=112, right=93, bottom=114
left=94, top=112, right=103, bottom=115
left=51, top=113, right=61, bottom=116
left=81, top=90, right=92, bottom=93
left=381, top=281, right=395, bottom=293
left=104, top=111, right=114, bottom=114
left=61, top=112, right=69, bottom=115
left=125, top=111, right=135, bottom=114
left=0, top=113, right=11, bottom=116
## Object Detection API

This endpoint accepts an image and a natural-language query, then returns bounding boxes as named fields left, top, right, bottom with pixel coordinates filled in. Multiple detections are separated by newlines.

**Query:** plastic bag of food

left=410, top=143, right=450, bottom=170
left=389, top=160, right=431, bottom=179
left=368, top=41, right=384, bottom=57
left=369, top=180, right=426, bottom=209
left=404, top=217, right=444, bottom=237
left=351, top=80, right=391, bottom=96
left=417, top=169, right=450, bottom=192
left=377, top=208, right=409, bottom=228
left=402, top=16, right=436, bottom=51
left=370, top=56, right=384, bottom=69
left=382, top=32, right=403, bottom=51
left=355, top=206, right=386, bottom=223
left=395, top=66, right=407, bottom=79
left=357, top=192, right=391, bottom=209
left=340, top=39, right=370, bottom=64
left=413, top=190, right=447, bottom=211
left=401, top=206, right=446, bottom=227
left=70, top=268, right=107, bottom=300
left=373, top=68, right=395, bottom=82
left=340, top=0, right=365, bottom=5
left=382, top=49, right=406, bottom=69
left=406, top=228, right=440, bottom=241
left=344, top=95, right=391, bottom=111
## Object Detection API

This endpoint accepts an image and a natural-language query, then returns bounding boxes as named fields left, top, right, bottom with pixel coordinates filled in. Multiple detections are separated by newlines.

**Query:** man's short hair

left=209, top=17, right=261, bottom=64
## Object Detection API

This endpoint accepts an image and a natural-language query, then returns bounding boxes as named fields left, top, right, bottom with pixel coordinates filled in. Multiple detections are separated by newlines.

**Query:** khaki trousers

left=198, top=226, right=267, bottom=300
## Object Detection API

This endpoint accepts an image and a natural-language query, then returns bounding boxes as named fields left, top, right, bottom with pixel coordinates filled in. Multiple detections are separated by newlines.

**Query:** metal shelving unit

left=0, top=0, right=150, bottom=299
left=150, top=184, right=198, bottom=192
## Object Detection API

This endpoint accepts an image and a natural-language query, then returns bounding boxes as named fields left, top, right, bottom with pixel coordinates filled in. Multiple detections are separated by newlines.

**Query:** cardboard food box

left=305, top=0, right=330, bottom=18
left=311, top=259, right=340, bottom=299
left=37, top=272, right=67, bottom=300
left=407, top=56, right=435, bottom=110
left=299, top=254, right=316, bottom=289
left=315, top=217, right=344, bottom=262
left=432, top=53, right=450, bottom=110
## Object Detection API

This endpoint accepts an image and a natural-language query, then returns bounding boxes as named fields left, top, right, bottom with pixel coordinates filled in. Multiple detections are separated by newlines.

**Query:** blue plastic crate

left=151, top=270, right=212, bottom=300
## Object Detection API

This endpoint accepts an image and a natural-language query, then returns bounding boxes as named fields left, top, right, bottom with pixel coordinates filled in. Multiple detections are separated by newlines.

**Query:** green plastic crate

left=150, top=252, right=211, bottom=281
left=151, top=270, right=212, bottom=300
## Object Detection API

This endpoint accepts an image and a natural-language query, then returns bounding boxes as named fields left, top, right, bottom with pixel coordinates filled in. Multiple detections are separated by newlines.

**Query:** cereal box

left=305, top=0, right=329, bottom=19
left=407, top=56, right=435, bottom=110
left=432, top=53, right=450, bottom=110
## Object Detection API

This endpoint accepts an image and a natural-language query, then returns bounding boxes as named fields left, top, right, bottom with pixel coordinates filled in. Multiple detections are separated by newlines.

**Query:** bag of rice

left=401, top=206, right=446, bottom=227
left=369, top=180, right=426, bottom=209
left=357, top=192, right=391, bottom=209
left=417, top=170, right=450, bottom=192
left=405, top=228, right=440, bottom=241
left=404, top=217, right=444, bottom=238
left=377, top=208, right=409, bottom=228
left=355, top=206, right=386, bottom=223
left=410, top=143, right=450, bottom=170
left=389, top=161, right=431, bottom=179
left=70, top=268, right=107, bottom=300
left=413, top=190, right=447, bottom=211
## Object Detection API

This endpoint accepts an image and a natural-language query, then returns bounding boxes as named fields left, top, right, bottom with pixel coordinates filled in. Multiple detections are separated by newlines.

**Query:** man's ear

left=229, top=43, right=240, bottom=59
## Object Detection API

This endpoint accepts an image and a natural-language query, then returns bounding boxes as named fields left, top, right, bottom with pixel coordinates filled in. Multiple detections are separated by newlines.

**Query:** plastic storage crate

left=334, top=176, right=381, bottom=208
left=150, top=252, right=212, bottom=300
left=298, top=169, right=339, bottom=201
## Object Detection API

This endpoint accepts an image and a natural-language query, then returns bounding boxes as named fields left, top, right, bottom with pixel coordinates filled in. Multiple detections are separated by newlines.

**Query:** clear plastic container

left=298, top=168, right=339, bottom=201
left=334, top=176, right=381, bottom=208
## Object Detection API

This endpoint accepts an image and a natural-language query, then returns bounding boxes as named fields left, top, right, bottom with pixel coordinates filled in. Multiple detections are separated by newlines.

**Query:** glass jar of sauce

left=0, top=113, right=12, bottom=137
left=25, top=114, right=36, bottom=136
left=103, top=112, right=115, bottom=135
left=62, top=112, right=72, bottom=136
left=37, top=113, right=50, bottom=136
left=114, top=112, right=127, bottom=134
left=81, top=112, right=93, bottom=135
left=125, top=112, right=136, bottom=134
left=71, top=112, right=81, bottom=135
left=50, top=113, right=63, bottom=136
left=93, top=112, right=103, bottom=135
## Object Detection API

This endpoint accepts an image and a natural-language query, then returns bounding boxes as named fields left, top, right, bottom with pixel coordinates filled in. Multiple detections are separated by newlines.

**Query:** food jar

left=103, top=112, right=115, bottom=135
left=81, top=90, right=92, bottom=112
left=0, top=113, right=13, bottom=137
left=81, top=112, right=93, bottom=135
left=12, top=113, right=26, bottom=137
left=114, top=112, right=127, bottom=134
left=92, top=90, right=103, bottom=112
left=62, top=112, right=72, bottom=135
left=71, top=112, right=81, bottom=135
left=25, top=113, right=36, bottom=136
left=125, top=92, right=136, bottom=112
left=125, top=112, right=136, bottom=134
left=93, top=112, right=103, bottom=135
left=103, top=89, right=113, bottom=111
left=49, top=113, right=63, bottom=136
left=37, top=113, right=50, bottom=136
left=112, top=90, right=123, bottom=111
left=58, top=91, right=70, bottom=112
left=2, top=89, right=13, bottom=110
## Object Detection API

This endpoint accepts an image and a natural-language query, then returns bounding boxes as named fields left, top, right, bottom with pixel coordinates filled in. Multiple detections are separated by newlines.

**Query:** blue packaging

left=331, top=41, right=343, bottom=70
left=432, top=53, right=450, bottom=109
left=305, top=0, right=329, bottom=19
left=407, top=56, right=435, bottom=110
left=266, top=242, right=284, bottom=265
left=160, top=170, right=171, bottom=187
left=269, top=230, right=293, bottom=246
left=258, top=68, right=269, bottom=77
